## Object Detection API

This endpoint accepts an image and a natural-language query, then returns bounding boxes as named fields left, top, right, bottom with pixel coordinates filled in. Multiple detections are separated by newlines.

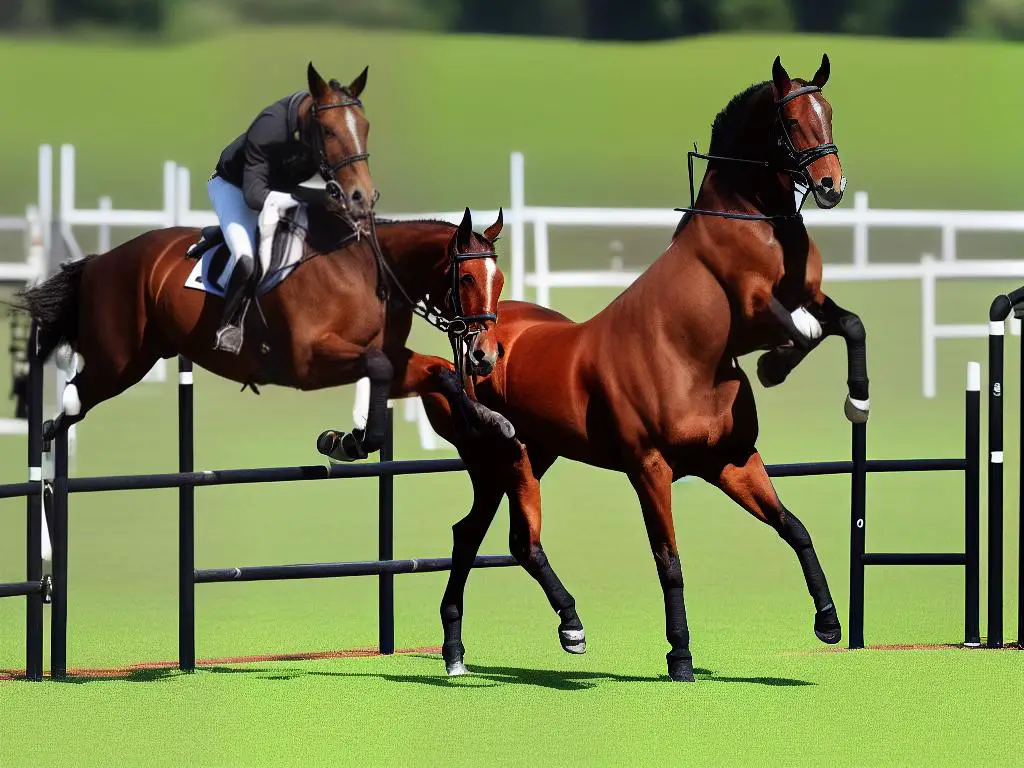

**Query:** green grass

left=0, top=25, right=1023, bottom=767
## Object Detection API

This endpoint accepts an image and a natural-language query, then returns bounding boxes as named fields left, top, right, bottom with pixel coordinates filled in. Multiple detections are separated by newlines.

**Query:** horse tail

left=15, top=256, right=92, bottom=362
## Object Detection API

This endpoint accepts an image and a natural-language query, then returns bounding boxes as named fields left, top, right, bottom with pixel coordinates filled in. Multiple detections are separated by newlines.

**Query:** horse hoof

left=667, top=657, right=695, bottom=683
left=559, top=627, right=587, bottom=655
left=316, top=430, right=368, bottom=463
left=814, top=606, right=842, bottom=645
left=844, top=395, right=870, bottom=424
left=491, top=413, right=516, bottom=440
left=470, top=402, right=516, bottom=440
left=446, top=661, right=469, bottom=677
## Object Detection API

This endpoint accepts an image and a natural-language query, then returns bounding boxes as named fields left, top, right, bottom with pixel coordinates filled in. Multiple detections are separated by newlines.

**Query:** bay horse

left=415, top=54, right=869, bottom=682
left=17, top=205, right=514, bottom=461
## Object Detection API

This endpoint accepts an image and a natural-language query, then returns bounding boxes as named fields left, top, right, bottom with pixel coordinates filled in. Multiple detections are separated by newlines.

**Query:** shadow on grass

left=51, top=655, right=812, bottom=690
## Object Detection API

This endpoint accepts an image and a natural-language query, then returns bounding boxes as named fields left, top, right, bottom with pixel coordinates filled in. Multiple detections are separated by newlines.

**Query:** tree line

left=2, top=0, right=1022, bottom=42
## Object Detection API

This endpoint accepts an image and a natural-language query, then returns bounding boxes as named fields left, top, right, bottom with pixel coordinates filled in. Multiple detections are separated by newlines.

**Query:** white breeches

left=208, top=175, right=258, bottom=276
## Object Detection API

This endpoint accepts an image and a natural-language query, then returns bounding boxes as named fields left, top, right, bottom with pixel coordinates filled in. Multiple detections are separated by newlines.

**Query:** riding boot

left=213, top=255, right=254, bottom=355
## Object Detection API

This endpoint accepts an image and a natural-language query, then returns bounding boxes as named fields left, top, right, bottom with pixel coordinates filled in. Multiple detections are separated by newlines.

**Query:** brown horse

left=18, top=206, right=514, bottom=460
left=416, top=54, right=868, bottom=682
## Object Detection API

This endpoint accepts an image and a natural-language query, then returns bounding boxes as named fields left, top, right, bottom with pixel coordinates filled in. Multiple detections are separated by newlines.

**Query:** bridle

left=308, top=93, right=379, bottom=209
left=676, top=83, right=839, bottom=222
left=366, top=218, right=499, bottom=385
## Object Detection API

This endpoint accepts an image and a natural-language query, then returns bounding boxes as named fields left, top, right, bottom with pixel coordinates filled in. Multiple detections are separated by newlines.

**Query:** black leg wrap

left=837, top=311, right=869, bottom=401
left=658, top=553, right=694, bottom=681
left=757, top=345, right=810, bottom=388
left=361, top=351, right=394, bottom=451
left=778, top=510, right=841, bottom=644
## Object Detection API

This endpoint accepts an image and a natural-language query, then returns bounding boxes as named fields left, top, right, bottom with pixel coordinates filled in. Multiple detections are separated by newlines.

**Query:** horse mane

left=707, top=80, right=772, bottom=156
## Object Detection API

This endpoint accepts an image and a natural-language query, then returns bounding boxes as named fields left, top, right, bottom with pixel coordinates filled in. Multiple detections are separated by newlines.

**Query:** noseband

left=309, top=94, right=374, bottom=207
left=676, top=83, right=839, bottom=222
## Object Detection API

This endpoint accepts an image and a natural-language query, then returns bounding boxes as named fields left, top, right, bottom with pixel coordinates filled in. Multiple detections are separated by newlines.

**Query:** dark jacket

left=214, top=91, right=320, bottom=210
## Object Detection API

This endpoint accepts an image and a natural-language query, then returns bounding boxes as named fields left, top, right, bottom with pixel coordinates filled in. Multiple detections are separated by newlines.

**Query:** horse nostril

left=820, top=176, right=834, bottom=190
left=351, top=189, right=364, bottom=203
left=472, top=348, right=486, bottom=361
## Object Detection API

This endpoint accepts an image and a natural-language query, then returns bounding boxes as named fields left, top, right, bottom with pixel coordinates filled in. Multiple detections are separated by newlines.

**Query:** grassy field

left=0, top=25, right=1023, bottom=768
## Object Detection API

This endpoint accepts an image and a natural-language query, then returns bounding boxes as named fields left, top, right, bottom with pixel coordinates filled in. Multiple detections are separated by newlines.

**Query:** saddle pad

left=185, top=204, right=309, bottom=298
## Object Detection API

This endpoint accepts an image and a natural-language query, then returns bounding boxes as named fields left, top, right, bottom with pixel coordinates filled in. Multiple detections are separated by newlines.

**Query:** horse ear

left=812, top=53, right=830, bottom=88
left=307, top=61, right=331, bottom=101
left=457, top=207, right=473, bottom=250
left=484, top=207, right=503, bottom=243
left=772, top=55, right=791, bottom=98
left=348, top=66, right=369, bottom=98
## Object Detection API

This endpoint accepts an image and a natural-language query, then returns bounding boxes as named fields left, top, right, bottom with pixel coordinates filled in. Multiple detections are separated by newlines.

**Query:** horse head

left=447, top=207, right=504, bottom=377
left=771, top=54, right=844, bottom=209
left=306, top=62, right=377, bottom=226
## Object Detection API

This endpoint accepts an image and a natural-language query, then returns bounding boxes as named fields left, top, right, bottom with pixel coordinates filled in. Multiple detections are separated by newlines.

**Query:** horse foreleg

left=504, top=443, right=584, bottom=656
left=713, top=449, right=842, bottom=645
left=629, top=455, right=694, bottom=682
left=757, top=294, right=869, bottom=423
left=438, top=459, right=505, bottom=676
left=386, top=348, right=514, bottom=441
left=316, top=347, right=393, bottom=462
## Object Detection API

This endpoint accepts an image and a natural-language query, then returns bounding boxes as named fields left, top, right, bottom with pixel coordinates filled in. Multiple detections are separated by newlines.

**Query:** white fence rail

left=4, top=143, right=1024, bottom=449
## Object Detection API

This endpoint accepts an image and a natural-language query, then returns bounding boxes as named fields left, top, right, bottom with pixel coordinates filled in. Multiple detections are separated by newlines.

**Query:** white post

left=163, top=161, right=177, bottom=227
left=509, top=151, right=526, bottom=301
left=941, top=225, right=956, bottom=263
left=176, top=166, right=191, bottom=225
left=38, top=144, right=52, bottom=257
left=98, top=197, right=112, bottom=253
left=853, top=191, right=869, bottom=268
left=24, top=205, right=45, bottom=286
left=533, top=218, right=551, bottom=308
left=59, top=144, right=76, bottom=227
left=921, top=253, right=937, bottom=399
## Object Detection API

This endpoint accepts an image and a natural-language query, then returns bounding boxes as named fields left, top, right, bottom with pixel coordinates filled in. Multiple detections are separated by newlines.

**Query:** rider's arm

left=240, top=111, right=287, bottom=211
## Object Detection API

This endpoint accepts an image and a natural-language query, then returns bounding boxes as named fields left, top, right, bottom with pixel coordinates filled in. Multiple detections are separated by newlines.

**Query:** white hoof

left=446, top=662, right=469, bottom=677
left=844, top=396, right=870, bottom=424
left=559, top=628, right=587, bottom=655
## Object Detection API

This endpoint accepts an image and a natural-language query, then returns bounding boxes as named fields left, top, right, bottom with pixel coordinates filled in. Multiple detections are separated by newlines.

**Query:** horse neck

left=376, top=222, right=451, bottom=302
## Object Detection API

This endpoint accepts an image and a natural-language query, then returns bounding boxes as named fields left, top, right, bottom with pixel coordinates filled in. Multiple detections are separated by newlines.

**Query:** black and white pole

left=964, top=361, right=981, bottom=647
left=378, top=403, right=395, bottom=655
left=178, top=356, right=195, bottom=672
left=848, top=419, right=868, bottom=649
left=987, top=298, right=1006, bottom=648
left=25, top=321, right=44, bottom=680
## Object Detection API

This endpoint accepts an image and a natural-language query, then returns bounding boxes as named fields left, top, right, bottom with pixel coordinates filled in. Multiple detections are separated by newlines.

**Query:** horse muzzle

left=812, top=175, right=846, bottom=209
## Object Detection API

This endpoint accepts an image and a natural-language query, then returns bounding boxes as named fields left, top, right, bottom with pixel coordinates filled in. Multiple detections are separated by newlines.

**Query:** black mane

left=708, top=80, right=771, bottom=155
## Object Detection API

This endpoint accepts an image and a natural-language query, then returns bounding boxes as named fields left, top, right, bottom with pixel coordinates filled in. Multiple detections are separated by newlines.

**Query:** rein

left=676, top=84, right=839, bottom=223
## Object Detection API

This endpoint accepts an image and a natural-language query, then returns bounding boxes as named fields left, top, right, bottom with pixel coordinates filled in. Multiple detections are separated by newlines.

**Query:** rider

left=206, top=62, right=369, bottom=355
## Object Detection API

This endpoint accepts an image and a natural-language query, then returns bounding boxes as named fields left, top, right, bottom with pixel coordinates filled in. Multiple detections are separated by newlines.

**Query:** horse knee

left=838, top=312, right=866, bottom=344
left=777, top=510, right=813, bottom=550
left=656, top=550, right=684, bottom=590
left=364, top=350, right=393, bottom=385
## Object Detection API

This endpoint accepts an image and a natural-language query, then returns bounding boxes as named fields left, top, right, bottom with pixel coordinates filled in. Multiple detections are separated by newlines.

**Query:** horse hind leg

left=42, top=338, right=164, bottom=443
left=713, top=450, right=841, bottom=645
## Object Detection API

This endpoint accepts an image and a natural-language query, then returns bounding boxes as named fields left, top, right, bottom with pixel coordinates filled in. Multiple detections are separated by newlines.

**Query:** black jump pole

left=987, top=297, right=1007, bottom=649
left=964, top=361, right=981, bottom=647
left=178, top=356, right=195, bottom=672
left=378, top=403, right=395, bottom=655
left=1019, top=328, right=1024, bottom=649
left=25, top=320, right=44, bottom=680
left=50, top=425, right=69, bottom=680
left=848, top=419, right=868, bottom=649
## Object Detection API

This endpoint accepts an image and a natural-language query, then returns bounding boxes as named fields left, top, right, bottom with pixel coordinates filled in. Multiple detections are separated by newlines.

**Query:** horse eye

left=460, top=274, right=475, bottom=286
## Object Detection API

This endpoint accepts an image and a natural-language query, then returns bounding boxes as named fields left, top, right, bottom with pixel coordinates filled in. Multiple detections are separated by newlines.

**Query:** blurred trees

left=0, top=0, right=1014, bottom=42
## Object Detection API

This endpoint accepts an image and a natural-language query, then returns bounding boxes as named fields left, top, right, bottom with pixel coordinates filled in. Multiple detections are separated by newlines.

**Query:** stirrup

left=214, top=324, right=244, bottom=355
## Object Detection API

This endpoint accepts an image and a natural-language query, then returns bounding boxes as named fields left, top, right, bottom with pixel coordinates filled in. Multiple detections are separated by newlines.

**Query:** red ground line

left=783, top=641, right=1022, bottom=656
left=0, top=645, right=443, bottom=681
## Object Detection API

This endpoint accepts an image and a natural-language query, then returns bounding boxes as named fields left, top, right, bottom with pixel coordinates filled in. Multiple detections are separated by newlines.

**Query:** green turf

left=0, top=25, right=1023, bottom=767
